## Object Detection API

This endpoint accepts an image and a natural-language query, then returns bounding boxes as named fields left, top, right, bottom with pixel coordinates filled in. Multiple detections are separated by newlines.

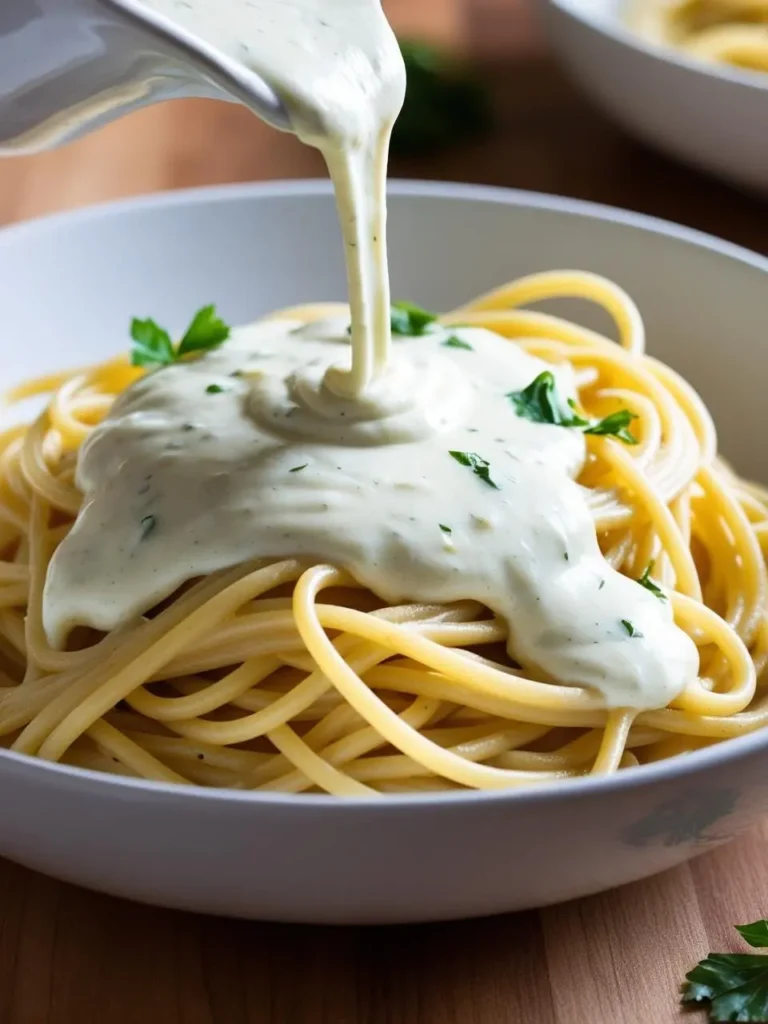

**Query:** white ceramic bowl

left=2, top=180, right=768, bottom=924
left=543, top=0, right=768, bottom=193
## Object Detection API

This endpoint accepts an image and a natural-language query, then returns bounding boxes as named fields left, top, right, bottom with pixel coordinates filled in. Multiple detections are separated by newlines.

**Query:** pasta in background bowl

left=630, top=0, right=768, bottom=71
left=542, top=0, right=768, bottom=193
left=1, top=180, right=768, bottom=923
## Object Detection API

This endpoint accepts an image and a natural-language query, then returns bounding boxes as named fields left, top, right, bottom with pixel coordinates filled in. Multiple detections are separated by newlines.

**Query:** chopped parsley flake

left=205, top=384, right=225, bottom=394
left=637, top=562, right=666, bottom=600
left=508, top=371, right=638, bottom=444
left=584, top=409, right=639, bottom=445
left=390, top=301, right=438, bottom=336
left=449, top=450, right=500, bottom=489
left=441, top=335, right=473, bottom=351
left=507, top=371, right=588, bottom=428
left=289, top=464, right=308, bottom=473
left=621, top=619, right=643, bottom=638
left=439, top=523, right=452, bottom=534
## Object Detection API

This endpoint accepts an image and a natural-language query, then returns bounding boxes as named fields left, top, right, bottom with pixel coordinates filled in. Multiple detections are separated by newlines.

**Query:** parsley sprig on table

left=508, top=371, right=639, bottom=445
left=130, top=305, right=230, bottom=368
left=683, top=919, right=768, bottom=1021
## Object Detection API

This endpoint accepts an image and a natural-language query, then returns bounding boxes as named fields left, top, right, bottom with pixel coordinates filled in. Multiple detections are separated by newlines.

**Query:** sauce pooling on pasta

left=41, top=0, right=699, bottom=711
left=43, top=317, right=697, bottom=709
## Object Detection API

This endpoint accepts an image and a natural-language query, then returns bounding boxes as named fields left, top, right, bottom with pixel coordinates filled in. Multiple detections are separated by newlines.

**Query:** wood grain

left=1, top=1, right=767, bottom=1021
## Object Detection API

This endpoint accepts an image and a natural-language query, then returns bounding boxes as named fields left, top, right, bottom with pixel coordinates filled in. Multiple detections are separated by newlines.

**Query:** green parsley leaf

left=508, top=371, right=638, bottom=445
left=130, top=318, right=175, bottom=368
left=391, top=301, right=438, bottom=336
left=177, top=304, right=231, bottom=356
left=205, top=384, right=225, bottom=394
left=637, top=562, right=666, bottom=601
left=441, top=335, right=473, bottom=351
left=130, top=306, right=230, bottom=369
left=584, top=409, right=638, bottom=445
left=439, top=523, right=452, bottom=534
left=449, top=450, right=500, bottom=490
left=621, top=619, right=643, bottom=638
left=738, top=922, right=768, bottom=949
left=683, top=922, right=768, bottom=1021
left=289, top=464, right=308, bottom=473
left=507, top=371, right=588, bottom=428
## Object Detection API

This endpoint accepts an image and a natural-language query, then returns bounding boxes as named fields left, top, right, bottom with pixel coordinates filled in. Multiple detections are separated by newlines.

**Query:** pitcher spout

left=0, top=0, right=289, bottom=154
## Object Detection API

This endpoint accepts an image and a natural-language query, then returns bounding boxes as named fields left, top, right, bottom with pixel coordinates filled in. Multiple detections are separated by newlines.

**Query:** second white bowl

left=544, top=0, right=768, bottom=193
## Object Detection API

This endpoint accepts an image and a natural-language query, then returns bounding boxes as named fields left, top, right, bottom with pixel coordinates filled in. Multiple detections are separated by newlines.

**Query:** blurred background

left=0, top=0, right=765, bottom=252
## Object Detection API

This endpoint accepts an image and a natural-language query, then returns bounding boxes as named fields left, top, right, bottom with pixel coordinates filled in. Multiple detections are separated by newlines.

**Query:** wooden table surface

left=2, top=2, right=768, bottom=1022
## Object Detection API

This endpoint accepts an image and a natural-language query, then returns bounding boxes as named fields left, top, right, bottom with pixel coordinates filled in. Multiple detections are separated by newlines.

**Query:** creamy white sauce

left=44, top=318, right=697, bottom=708
left=140, top=0, right=405, bottom=398
left=41, top=0, right=700, bottom=710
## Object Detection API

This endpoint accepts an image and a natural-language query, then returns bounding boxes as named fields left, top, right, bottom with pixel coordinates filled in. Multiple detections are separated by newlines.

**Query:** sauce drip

left=141, top=0, right=405, bottom=397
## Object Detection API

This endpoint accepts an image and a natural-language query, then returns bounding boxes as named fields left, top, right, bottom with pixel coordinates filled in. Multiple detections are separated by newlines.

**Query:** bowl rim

left=547, top=0, right=768, bottom=94
left=3, top=176, right=768, bottom=811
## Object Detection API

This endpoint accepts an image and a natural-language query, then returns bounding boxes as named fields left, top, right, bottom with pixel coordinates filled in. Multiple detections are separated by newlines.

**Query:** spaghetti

left=1, top=271, right=766, bottom=796
left=631, top=0, right=768, bottom=72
